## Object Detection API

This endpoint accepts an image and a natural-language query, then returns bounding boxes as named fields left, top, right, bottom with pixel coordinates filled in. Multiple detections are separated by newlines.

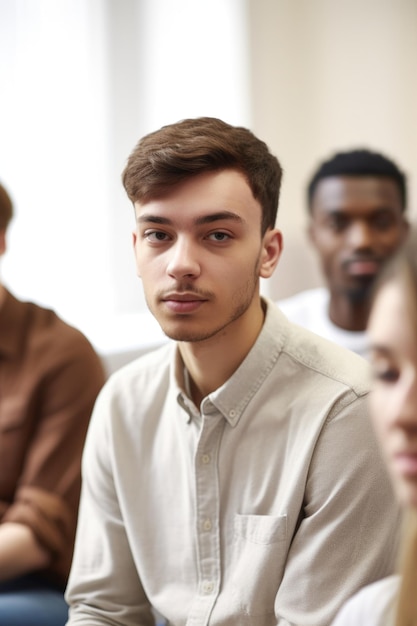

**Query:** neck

left=328, top=293, right=370, bottom=332
left=0, top=283, right=5, bottom=309
left=179, top=298, right=266, bottom=407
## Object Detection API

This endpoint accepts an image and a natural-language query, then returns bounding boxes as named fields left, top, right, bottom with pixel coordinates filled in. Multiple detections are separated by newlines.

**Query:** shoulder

left=332, top=576, right=398, bottom=626
left=266, top=301, right=371, bottom=399
left=86, top=342, right=176, bottom=441
left=101, top=342, right=175, bottom=401
left=9, top=298, right=104, bottom=378
left=24, top=300, right=99, bottom=355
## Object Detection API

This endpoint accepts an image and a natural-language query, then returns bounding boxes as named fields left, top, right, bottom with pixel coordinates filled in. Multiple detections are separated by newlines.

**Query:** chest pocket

left=231, top=514, right=288, bottom=617
left=234, top=513, right=287, bottom=544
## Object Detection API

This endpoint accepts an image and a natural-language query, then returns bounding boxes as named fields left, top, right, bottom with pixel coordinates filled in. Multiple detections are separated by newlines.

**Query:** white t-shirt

left=278, top=287, right=369, bottom=358
left=331, top=575, right=398, bottom=625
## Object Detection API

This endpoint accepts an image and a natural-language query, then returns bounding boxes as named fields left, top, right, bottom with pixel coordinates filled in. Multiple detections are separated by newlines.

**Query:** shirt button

left=229, top=409, right=236, bottom=418
left=202, top=581, right=214, bottom=594
left=201, top=454, right=211, bottom=464
left=203, top=518, right=212, bottom=531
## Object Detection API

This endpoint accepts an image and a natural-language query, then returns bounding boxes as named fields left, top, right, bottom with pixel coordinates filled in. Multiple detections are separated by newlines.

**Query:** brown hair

left=122, top=117, right=283, bottom=235
left=0, top=181, right=13, bottom=230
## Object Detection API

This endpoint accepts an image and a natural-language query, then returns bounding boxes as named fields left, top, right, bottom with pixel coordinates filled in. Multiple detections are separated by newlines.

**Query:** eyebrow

left=137, top=211, right=244, bottom=226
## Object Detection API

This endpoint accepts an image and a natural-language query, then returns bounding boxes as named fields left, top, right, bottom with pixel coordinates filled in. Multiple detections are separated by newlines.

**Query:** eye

left=372, top=366, right=400, bottom=384
left=327, top=213, right=349, bottom=233
left=371, top=212, right=397, bottom=231
left=207, top=231, right=231, bottom=242
left=144, top=230, right=170, bottom=242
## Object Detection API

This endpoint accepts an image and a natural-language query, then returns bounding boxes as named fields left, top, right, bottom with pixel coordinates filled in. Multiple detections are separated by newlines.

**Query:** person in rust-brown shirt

left=0, top=181, right=106, bottom=626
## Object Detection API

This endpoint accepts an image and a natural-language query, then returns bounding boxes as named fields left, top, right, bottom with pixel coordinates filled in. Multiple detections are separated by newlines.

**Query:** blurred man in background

left=279, top=148, right=409, bottom=357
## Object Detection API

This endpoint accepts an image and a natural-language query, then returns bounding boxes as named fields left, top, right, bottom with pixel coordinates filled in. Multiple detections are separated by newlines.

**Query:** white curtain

left=0, top=0, right=249, bottom=353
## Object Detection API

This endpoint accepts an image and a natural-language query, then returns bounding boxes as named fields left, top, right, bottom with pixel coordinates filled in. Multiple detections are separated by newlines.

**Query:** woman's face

left=368, top=278, right=417, bottom=508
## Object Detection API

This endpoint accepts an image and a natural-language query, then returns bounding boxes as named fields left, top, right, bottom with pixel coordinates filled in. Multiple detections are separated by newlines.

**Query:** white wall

left=0, top=0, right=249, bottom=355
left=0, top=0, right=114, bottom=333
left=1, top=0, right=416, bottom=357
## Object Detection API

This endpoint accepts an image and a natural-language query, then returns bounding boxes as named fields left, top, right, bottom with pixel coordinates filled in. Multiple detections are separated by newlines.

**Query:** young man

left=0, top=181, right=106, bottom=626
left=65, top=119, right=399, bottom=625
left=279, top=149, right=409, bottom=357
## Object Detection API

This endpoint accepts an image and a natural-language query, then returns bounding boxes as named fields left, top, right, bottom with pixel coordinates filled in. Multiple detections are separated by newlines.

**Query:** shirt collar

left=174, top=299, right=288, bottom=426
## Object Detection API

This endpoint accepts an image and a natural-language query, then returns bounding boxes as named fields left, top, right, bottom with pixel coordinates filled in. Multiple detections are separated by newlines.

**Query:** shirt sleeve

left=273, top=393, right=401, bottom=625
left=3, top=329, right=106, bottom=584
left=65, top=383, right=156, bottom=625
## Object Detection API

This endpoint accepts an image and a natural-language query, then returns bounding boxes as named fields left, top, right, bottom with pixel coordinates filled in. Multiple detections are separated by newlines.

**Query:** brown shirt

left=0, top=289, right=106, bottom=588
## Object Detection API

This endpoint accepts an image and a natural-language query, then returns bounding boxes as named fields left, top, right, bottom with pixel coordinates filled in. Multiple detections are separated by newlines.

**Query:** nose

left=347, top=220, right=373, bottom=250
left=391, top=376, right=417, bottom=433
left=166, top=237, right=201, bottom=280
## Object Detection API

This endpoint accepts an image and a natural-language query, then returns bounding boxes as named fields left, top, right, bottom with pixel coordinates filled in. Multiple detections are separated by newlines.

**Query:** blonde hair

left=395, top=509, right=417, bottom=626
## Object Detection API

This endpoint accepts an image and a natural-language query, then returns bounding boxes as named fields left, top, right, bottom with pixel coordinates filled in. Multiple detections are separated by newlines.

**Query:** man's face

left=133, top=170, right=281, bottom=342
left=308, top=176, right=408, bottom=301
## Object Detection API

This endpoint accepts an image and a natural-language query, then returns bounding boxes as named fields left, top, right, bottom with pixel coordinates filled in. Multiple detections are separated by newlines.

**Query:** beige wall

left=248, top=0, right=417, bottom=299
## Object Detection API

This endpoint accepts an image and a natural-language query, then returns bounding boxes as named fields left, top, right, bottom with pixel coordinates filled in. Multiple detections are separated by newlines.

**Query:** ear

left=259, top=228, right=283, bottom=279
left=132, top=230, right=141, bottom=277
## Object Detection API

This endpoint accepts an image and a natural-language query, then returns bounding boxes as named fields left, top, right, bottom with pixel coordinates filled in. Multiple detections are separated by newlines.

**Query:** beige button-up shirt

left=66, top=300, right=400, bottom=625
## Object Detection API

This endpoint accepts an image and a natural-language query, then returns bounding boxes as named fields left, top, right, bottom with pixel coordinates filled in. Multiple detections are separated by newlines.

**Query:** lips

left=344, top=258, right=380, bottom=277
left=392, top=452, right=417, bottom=478
left=161, top=293, right=207, bottom=314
